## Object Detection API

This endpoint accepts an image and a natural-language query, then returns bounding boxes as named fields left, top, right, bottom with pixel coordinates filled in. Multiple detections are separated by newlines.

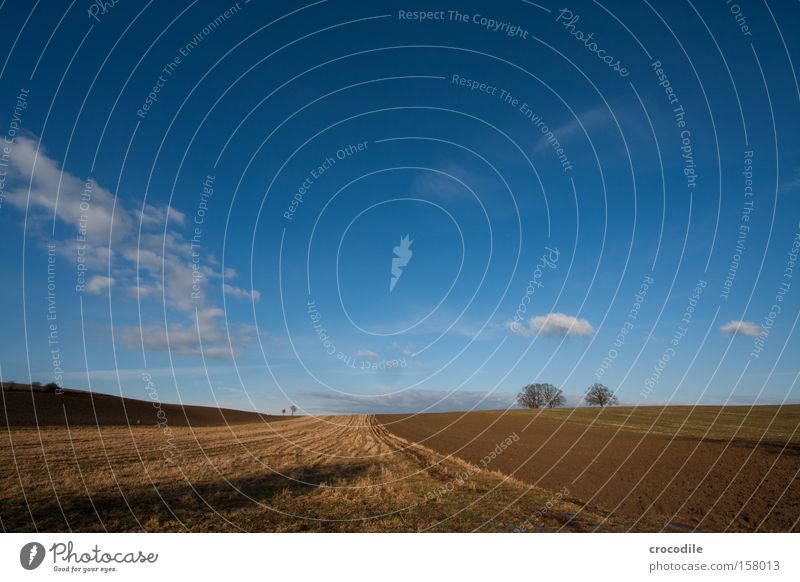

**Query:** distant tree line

left=1, top=380, right=62, bottom=393
left=516, top=382, right=618, bottom=409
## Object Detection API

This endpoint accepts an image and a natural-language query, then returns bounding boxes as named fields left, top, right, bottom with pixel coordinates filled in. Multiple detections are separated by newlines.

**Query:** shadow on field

left=2, top=461, right=374, bottom=532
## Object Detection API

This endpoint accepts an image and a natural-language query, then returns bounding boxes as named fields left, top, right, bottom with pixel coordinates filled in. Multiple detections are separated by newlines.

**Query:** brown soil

left=0, top=383, right=288, bottom=427
left=378, top=410, right=800, bottom=532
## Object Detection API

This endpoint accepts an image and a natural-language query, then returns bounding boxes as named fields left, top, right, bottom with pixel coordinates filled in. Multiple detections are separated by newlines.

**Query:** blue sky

left=0, top=0, right=799, bottom=414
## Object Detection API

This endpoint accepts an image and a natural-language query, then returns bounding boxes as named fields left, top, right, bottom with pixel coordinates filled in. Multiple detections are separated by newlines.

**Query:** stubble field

left=2, top=388, right=797, bottom=532
left=1, top=413, right=633, bottom=532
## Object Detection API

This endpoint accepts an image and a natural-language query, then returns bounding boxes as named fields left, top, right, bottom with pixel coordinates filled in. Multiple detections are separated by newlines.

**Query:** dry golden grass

left=0, top=415, right=645, bottom=532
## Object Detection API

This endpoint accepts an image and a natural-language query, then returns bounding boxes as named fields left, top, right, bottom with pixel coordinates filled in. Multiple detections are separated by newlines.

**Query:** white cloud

left=223, top=283, right=261, bottom=303
left=355, top=350, right=380, bottom=360
left=6, top=136, right=131, bottom=245
left=507, top=312, right=594, bottom=338
left=136, top=203, right=186, bottom=228
left=119, top=308, right=256, bottom=359
left=720, top=320, right=762, bottom=338
left=5, top=136, right=260, bottom=358
left=85, top=275, right=113, bottom=294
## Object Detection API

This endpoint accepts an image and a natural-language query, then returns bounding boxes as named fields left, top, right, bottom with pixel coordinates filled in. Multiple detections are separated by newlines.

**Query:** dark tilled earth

left=0, top=384, right=288, bottom=427
left=379, top=410, right=800, bottom=532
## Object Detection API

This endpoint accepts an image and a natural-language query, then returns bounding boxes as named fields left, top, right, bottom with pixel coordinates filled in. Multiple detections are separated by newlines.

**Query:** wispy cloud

left=223, top=283, right=261, bottom=303
left=720, top=320, right=762, bottom=337
left=119, top=309, right=258, bottom=358
left=303, top=389, right=516, bottom=414
left=85, top=275, right=113, bottom=294
left=6, top=136, right=130, bottom=249
left=780, top=167, right=800, bottom=194
left=507, top=312, right=594, bottom=338
left=390, top=341, right=416, bottom=357
left=533, top=104, right=611, bottom=155
left=408, top=160, right=490, bottom=200
left=5, top=136, right=259, bottom=359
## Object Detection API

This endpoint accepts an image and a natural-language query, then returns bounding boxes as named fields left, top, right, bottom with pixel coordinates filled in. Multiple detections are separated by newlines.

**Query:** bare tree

left=542, top=384, right=566, bottom=408
left=290, top=405, right=297, bottom=416
left=584, top=383, right=618, bottom=407
left=517, top=383, right=566, bottom=409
